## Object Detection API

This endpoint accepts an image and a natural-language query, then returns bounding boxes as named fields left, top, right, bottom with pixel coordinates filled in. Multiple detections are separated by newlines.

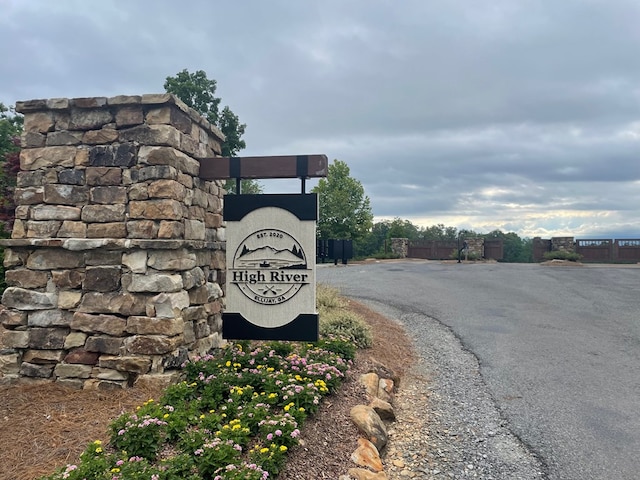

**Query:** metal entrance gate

left=407, top=240, right=456, bottom=259
left=484, top=239, right=504, bottom=260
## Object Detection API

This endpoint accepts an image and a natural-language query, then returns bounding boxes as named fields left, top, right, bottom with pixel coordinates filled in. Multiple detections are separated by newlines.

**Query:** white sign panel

left=223, top=194, right=318, bottom=340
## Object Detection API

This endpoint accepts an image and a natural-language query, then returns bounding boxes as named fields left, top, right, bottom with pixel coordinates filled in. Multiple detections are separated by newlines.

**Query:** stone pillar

left=0, top=94, right=226, bottom=389
left=390, top=238, right=409, bottom=258
left=551, top=237, right=575, bottom=253
left=464, top=237, right=484, bottom=258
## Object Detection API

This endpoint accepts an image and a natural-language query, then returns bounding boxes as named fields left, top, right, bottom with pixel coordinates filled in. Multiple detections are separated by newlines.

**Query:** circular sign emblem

left=231, top=229, right=310, bottom=305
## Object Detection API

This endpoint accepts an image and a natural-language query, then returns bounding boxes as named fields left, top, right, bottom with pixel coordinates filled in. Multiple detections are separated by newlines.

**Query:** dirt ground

left=0, top=299, right=415, bottom=480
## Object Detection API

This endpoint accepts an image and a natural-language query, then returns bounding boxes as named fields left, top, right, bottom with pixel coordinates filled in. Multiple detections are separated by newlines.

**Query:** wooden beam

left=199, top=154, right=328, bottom=180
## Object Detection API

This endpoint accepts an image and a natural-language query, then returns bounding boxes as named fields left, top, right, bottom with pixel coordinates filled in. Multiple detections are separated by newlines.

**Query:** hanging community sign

left=222, top=194, right=319, bottom=340
left=199, top=153, right=329, bottom=341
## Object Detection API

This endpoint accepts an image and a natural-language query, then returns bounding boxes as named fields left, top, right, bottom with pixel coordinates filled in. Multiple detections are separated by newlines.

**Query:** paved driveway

left=318, top=261, right=640, bottom=480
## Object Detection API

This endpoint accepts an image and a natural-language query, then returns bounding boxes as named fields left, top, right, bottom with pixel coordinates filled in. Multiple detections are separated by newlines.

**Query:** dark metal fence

left=532, top=238, right=552, bottom=261
left=532, top=238, right=640, bottom=263
left=484, top=239, right=504, bottom=260
left=576, top=239, right=640, bottom=263
left=316, top=239, right=353, bottom=264
left=407, top=239, right=504, bottom=260
left=408, top=240, right=457, bottom=260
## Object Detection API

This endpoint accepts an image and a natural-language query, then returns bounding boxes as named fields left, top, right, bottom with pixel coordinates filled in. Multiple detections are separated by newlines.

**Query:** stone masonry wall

left=551, top=237, right=575, bottom=253
left=390, top=238, right=408, bottom=258
left=0, top=94, right=227, bottom=389
left=463, top=237, right=484, bottom=258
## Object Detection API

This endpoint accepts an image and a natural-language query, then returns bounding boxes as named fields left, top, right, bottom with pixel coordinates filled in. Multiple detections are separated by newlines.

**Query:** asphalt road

left=318, top=261, right=640, bottom=480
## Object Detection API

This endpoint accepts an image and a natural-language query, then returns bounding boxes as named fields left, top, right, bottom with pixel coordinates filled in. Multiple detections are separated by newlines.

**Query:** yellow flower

left=93, top=440, right=102, bottom=445
left=95, top=447, right=103, bottom=453
left=267, top=367, right=274, bottom=372
left=225, top=360, right=231, bottom=367
left=163, top=413, right=170, bottom=419
left=299, top=407, right=305, bottom=412
left=280, top=445, right=288, bottom=452
left=110, top=468, right=120, bottom=473
left=209, top=409, right=215, bottom=414
left=260, top=447, right=269, bottom=454
left=199, top=414, right=205, bottom=419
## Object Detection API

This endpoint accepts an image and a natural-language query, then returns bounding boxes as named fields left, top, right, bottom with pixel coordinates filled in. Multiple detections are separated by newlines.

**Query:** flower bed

left=40, top=338, right=354, bottom=480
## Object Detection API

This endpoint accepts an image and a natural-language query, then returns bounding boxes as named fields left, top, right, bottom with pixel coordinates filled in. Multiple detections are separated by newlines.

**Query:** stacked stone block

left=463, top=237, right=484, bottom=258
left=551, top=237, right=575, bottom=253
left=390, top=238, right=409, bottom=258
left=0, top=94, right=227, bottom=389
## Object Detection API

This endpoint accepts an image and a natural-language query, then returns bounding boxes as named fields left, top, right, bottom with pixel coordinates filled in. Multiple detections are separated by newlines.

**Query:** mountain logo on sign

left=236, top=244, right=306, bottom=269
left=231, top=228, right=311, bottom=305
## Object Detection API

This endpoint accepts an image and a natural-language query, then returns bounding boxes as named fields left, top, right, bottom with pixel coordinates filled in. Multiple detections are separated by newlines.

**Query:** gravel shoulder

left=357, top=299, right=547, bottom=480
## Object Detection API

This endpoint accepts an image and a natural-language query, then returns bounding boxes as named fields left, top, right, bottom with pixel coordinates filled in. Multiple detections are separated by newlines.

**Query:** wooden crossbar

left=199, top=154, right=328, bottom=180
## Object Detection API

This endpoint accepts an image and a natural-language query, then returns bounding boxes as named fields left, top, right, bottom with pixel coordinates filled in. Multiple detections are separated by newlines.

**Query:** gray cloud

left=1, top=0, right=639, bottom=238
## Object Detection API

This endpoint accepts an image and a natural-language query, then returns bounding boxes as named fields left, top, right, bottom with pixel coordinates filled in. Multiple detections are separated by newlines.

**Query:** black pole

left=457, top=233, right=461, bottom=263
left=236, top=178, right=241, bottom=195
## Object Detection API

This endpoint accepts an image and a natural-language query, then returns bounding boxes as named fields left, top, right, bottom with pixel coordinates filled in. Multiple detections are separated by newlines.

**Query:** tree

left=164, top=69, right=259, bottom=194
left=357, top=220, right=391, bottom=257
left=312, top=159, right=373, bottom=247
left=419, top=223, right=459, bottom=241
left=387, top=217, right=421, bottom=240
left=0, top=103, right=22, bottom=234
left=0, top=103, right=22, bottom=160
left=485, top=230, right=533, bottom=262
left=0, top=102, right=22, bottom=294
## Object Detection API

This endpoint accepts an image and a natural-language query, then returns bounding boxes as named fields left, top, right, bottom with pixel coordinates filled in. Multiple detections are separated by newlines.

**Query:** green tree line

left=311, top=158, right=533, bottom=262
left=334, top=217, right=533, bottom=263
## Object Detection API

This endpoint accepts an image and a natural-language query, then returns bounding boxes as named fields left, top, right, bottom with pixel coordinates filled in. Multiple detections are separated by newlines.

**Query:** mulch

left=0, top=299, right=415, bottom=480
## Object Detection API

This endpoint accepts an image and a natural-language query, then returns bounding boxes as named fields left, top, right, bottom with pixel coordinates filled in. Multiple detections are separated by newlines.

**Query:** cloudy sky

left=1, top=0, right=639, bottom=238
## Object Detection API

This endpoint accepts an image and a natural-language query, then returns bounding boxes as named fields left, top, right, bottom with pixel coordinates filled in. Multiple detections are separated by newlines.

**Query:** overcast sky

left=1, top=0, right=639, bottom=238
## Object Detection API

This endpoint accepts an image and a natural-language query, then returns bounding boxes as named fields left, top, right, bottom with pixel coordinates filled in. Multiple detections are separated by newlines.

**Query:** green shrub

left=316, top=284, right=346, bottom=311
left=316, top=283, right=372, bottom=349
left=543, top=250, right=583, bottom=262
left=319, top=310, right=373, bottom=349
